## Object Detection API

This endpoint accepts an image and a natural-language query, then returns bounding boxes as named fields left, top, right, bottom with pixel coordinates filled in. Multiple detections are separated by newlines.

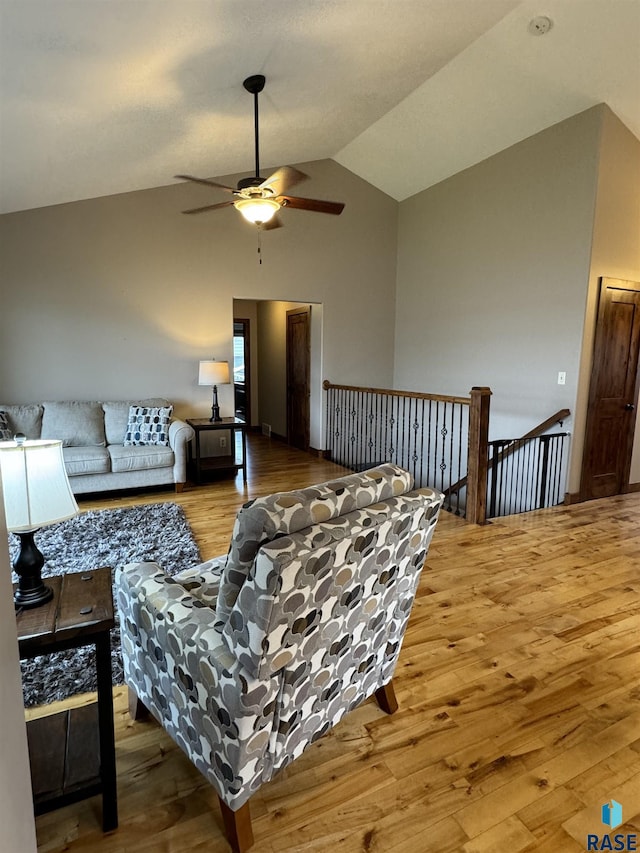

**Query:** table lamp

left=198, top=360, right=230, bottom=422
left=0, top=435, right=79, bottom=609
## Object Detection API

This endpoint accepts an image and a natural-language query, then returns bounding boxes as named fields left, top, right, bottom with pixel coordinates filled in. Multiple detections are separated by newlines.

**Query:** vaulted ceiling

left=1, top=0, right=638, bottom=214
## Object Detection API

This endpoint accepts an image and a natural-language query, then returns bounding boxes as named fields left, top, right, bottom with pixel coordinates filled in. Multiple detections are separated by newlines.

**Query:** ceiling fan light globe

left=234, top=197, right=280, bottom=225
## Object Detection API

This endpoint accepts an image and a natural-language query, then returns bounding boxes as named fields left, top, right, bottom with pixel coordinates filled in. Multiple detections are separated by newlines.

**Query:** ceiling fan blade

left=175, top=174, right=235, bottom=193
left=279, top=195, right=345, bottom=215
left=262, top=214, right=284, bottom=231
left=182, top=201, right=235, bottom=215
left=260, top=166, right=308, bottom=198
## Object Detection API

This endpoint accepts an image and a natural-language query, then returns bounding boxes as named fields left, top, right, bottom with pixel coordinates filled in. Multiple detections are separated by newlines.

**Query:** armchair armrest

left=169, top=418, right=195, bottom=485
left=116, top=561, right=279, bottom=811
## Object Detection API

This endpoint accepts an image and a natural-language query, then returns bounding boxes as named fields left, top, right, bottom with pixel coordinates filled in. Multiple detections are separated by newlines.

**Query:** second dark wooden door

left=286, top=307, right=310, bottom=451
left=580, top=277, right=640, bottom=500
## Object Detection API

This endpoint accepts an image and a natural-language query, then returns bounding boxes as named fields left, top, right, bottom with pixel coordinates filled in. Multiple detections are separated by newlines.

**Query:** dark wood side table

left=187, top=417, right=248, bottom=485
left=16, top=567, right=118, bottom=832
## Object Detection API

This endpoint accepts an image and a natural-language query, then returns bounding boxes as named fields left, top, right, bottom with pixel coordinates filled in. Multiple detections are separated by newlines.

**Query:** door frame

left=579, top=277, right=640, bottom=500
left=233, top=317, right=251, bottom=425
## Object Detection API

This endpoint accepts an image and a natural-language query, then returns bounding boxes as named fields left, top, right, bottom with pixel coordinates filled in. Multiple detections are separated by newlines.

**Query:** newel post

left=466, top=387, right=491, bottom=525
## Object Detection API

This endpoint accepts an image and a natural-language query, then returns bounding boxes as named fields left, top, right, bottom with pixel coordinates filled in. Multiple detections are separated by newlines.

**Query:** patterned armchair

left=116, top=464, right=443, bottom=851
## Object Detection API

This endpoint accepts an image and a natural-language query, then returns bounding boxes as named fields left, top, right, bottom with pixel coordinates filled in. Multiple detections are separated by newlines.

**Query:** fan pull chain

left=257, top=228, right=262, bottom=264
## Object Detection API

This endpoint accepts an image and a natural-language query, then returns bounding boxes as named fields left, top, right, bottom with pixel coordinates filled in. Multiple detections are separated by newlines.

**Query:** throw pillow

left=124, top=405, right=173, bottom=446
left=0, top=411, right=11, bottom=441
left=102, top=398, right=171, bottom=445
left=0, top=404, right=43, bottom=439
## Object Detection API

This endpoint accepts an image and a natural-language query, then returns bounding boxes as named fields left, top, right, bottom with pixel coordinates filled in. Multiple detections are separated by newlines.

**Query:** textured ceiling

left=0, top=0, right=638, bottom=214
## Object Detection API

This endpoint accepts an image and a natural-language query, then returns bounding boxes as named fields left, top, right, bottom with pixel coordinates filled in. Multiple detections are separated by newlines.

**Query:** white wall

left=0, top=484, right=38, bottom=853
left=394, top=107, right=603, bottom=461
left=0, top=159, right=398, bottom=445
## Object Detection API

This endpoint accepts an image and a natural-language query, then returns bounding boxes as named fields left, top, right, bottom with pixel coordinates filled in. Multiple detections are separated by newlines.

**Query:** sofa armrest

left=169, top=418, right=195, bottom=485
left=116, top=561, right=279, bottom=811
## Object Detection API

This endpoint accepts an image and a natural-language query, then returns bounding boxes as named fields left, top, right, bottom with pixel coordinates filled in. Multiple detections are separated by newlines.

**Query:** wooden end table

left=16, top=566, right=118, bottom=832
left=187, top=417, right=248, bottom=485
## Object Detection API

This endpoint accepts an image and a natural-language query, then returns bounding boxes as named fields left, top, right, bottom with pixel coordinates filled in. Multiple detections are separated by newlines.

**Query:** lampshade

left=234, top=197, right=280, bottom=225
left=0, top=438, right=79, bottom=533
left=198, top=360, right=230, bottom=387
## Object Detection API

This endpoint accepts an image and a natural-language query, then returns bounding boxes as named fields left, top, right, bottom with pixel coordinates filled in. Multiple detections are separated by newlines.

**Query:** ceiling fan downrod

left=243, top=74, right=265, bottom=182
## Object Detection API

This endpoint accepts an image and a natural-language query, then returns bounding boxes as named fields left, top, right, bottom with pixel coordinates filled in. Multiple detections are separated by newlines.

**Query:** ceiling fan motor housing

left=237, top=175, right=267, bottom=191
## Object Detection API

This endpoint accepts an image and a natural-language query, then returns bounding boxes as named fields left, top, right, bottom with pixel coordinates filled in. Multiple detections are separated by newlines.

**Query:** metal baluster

left=538, top=435, right=551, bottom=509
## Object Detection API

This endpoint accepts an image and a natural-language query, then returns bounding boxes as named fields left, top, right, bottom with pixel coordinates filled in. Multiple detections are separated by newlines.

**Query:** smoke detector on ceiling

left=528, top=16, right=553, bottom=36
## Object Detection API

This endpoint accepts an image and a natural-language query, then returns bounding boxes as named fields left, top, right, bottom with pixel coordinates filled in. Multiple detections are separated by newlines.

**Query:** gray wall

left=0, top=159, right=398, bottom=430
left=394, top=106, right=604, bottom=483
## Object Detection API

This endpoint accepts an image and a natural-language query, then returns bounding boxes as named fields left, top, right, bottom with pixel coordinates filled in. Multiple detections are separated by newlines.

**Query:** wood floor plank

left=29, top=434, right=640, bottom=852
left=461, top=814, right=536, bottom=853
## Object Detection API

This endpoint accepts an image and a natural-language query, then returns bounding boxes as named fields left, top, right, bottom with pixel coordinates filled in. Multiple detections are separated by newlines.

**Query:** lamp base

left=14, top=583, right=54, bottom=610
left=210, top=385, right=223, bottom=422
left=12, top=530, right=54, bottom=610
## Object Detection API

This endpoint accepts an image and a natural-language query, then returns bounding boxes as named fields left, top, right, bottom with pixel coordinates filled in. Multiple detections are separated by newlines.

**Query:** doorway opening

left=232, top=299, right=323, bottom=451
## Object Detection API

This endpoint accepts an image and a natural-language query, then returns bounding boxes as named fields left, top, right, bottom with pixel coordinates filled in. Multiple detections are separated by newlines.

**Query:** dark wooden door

left=286, top=307, right=310, bottom=451
left=581, top=278, right=640, bottom=501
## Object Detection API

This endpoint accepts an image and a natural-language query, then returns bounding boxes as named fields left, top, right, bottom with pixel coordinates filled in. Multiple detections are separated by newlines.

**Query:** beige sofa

left=0, top=398, right=194, bottom=495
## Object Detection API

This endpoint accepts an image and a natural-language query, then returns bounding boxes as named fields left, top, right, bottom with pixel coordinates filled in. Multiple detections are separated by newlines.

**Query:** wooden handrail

left=445, top=407, right=571, bottom=499
left=322, top=379, right=470, bottom=407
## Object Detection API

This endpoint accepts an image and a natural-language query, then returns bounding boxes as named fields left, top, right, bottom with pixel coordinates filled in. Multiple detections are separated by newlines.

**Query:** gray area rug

left=9, top=502, right=201, bottom=707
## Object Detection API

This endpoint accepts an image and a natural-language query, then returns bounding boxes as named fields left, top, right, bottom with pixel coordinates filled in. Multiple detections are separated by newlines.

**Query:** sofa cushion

left=103, top=398, right=171, bottom=446
left=108, top=444, right=174, bottom=473
left=0, top=404, right=43, bottom=439
left=63, top=446, right=110, bottom=477
left=0, top=411, right=11, bottom=441
left=215, top=464, right=414, bottom=627
left=124, top=405, right=173, bottom=447
left=42, top=401, right=106, bottom=447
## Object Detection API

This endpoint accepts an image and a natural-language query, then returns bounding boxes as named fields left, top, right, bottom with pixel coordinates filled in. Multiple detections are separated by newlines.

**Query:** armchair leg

left=375, top=680, right=399, bottom=715
left=219, top=798, right=254, bottom=853
left=128, top=687, right=150, bottom=721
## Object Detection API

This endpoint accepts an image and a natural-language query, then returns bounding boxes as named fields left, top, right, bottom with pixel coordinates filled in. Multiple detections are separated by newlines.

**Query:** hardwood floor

left=31, top=434, right=640, bottom=852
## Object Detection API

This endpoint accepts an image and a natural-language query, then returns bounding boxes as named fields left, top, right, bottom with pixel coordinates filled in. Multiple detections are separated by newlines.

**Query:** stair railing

left=323, top=381, right=491, bottom=523
left=485, top=409, right=571, bottom=518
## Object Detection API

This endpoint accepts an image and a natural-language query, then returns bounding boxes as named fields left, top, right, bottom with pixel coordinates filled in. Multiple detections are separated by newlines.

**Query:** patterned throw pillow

left=0, top=410, right=12, bottom=441
left=124, top=405, right=173, bottom=446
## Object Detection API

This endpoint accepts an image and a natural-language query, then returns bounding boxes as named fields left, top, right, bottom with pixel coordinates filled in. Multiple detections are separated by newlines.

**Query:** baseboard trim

left=309, top=446, right=331, bottom=459
left=565, top=484, right=640, bottom=503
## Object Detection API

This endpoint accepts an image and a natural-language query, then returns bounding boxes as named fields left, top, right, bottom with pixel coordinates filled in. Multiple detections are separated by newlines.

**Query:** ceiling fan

left=175, top=74, right=345, bottom=229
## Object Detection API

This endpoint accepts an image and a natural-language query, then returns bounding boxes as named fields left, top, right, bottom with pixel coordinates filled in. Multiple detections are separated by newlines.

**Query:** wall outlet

left=219, top=435, right=227, bottom=449
left=557, top=371, right=566, bottom=385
